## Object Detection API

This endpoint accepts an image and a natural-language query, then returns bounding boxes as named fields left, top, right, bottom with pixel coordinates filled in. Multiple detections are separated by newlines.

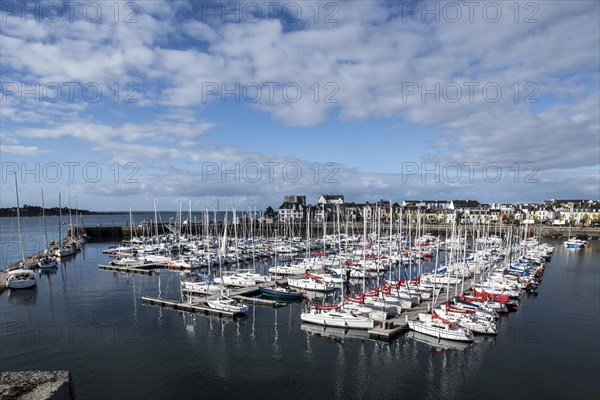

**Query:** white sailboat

left=206, top=211, right=248, bottom=314
left=408, top=310, right=474, bottom=342
left=54, top=192, right=75, bottom=258
left=38, top=189, right=58, bottom=269
left=6, top=269, right=37, bottom=289
left=6, top=174, right=37, bottom=289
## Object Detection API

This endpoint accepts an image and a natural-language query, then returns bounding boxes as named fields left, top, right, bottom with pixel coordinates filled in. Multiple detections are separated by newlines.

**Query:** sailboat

left=37, top=189, right=58, bottom=269
left=206, top=210, right=249, bottom=314
left=408, top=310, right=475, bottom=342
left=6, top=173, right=37, bottom=289
left=54, top=192, right=75, bottom=258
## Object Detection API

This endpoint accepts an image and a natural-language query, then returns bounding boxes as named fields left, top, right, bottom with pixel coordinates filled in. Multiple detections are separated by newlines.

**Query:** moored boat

left=259, top=284, right=304, bottom=300
left=206, top=296, right=249, bottom=313
left=6, top=269, right=37, bottom=290
left=408, top=310, right=474, bottom=342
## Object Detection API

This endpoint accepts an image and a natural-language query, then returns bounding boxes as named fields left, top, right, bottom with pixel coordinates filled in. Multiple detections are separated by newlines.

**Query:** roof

left=278, top=202, right=304, bottom=210
left=451, top=200, right=482, bottom=208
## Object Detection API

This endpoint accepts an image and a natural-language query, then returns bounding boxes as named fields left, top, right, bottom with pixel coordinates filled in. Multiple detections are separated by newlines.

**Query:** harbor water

left=0, top=215, right=599, bottom=399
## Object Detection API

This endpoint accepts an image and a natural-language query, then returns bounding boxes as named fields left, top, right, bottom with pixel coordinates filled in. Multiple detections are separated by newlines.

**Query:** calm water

left=0, top=217, right=599, bottom=399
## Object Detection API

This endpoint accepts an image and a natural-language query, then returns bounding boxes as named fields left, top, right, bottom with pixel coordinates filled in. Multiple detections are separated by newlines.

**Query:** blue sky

left=1, top=0, right=599, bottom=211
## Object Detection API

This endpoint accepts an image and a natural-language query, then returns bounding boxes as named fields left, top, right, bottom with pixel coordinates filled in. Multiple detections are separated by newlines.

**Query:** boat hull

left=6, top=270, right=37, bottom=290
left=408, top=320, right=474, bottom=342
left=259, top=287, right=304, bottom=300
left=301, top=310, right=374, bottom=329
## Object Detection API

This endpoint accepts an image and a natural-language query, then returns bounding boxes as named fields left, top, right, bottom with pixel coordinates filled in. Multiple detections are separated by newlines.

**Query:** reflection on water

left=300, top=323, right=370, bottom=343
left=406, top=330, right=473, bottom=353
left=7, top=287, right=38, bottom=305
left=272, top=307, right=280, bottom=357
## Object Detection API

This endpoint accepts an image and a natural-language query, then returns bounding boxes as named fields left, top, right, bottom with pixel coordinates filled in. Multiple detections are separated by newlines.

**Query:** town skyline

left=3, top=194, right=598, bottom=226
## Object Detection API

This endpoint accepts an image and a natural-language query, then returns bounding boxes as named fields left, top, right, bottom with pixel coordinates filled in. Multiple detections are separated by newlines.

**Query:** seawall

left=82, top=223, right=600, bottom=242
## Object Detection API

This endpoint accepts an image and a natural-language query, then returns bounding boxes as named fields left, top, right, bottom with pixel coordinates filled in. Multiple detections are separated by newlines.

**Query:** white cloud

left=0, top=0, right=598, bottom=208
left=0, top=145, right=43, bottom=156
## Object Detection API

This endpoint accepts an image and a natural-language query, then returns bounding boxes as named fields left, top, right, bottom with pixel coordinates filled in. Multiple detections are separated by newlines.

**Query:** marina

left=2, top=1, right=598, bottom=398
left=1, top=212, right=599, bottom=399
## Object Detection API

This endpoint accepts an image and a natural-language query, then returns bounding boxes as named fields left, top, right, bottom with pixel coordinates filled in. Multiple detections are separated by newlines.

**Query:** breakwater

left=83, top=223, right=600, bottom=242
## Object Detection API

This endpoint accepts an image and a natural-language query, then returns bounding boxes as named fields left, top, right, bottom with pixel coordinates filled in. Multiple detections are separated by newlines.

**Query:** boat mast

left=67, top=185, right=74, bottom=243
left=362, top=207, right=367, bottom=294
left=153, top=198, right=159, bottom=241
left=41, top=188, right=50, bottom=252
left=58, top=191, right=62, bottom=243
left=233, top=206, right=239, bottom=271
left=14, top=174, right=25, bottom=266
left=388, top=200, right=393, bottom=283
left=336, top=204, right=343, bottom=303
left=218, top=209, right=228, bottom=299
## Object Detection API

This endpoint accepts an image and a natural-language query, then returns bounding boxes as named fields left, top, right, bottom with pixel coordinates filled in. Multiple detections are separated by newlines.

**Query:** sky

left=1, top=0, right=599, bottom=211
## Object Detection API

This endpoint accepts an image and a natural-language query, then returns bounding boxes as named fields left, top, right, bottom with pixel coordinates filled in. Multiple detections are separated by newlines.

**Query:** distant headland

left=0, top=205, right=97, bottom=217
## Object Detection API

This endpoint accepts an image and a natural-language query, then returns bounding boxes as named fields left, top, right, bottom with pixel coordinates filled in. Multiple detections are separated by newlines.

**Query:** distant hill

left=0, top=205, right=97, bottom=217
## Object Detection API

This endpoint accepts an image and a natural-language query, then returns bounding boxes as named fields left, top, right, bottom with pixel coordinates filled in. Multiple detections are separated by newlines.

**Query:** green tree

left=580, top=213, right=589, bottom=225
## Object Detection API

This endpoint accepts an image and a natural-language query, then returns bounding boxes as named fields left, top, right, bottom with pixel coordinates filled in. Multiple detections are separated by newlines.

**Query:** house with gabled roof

left=278, top=195, right=306, bottom=222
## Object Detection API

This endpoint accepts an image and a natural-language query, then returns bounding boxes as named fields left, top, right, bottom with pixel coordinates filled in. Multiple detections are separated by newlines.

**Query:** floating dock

left=141, top=296, right=239, bottom=317
left=146, top=279, right=296, bottom=317
left=231, top=295, right=287, bottom=308
left=99, top=264, right=155, bottom=275
left=368, top=315, right=410, bottom=341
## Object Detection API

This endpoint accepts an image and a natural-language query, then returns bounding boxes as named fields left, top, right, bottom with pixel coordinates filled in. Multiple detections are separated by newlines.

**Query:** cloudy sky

left=1, top=0, right=598, bottom=211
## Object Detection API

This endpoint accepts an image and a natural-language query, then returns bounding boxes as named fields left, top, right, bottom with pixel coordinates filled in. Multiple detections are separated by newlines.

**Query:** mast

left=336, top=204, right=344, bottom=303
left=218, top=208, right=228, bottom=299
left=129, top=206, right=135, bottom=242
left=233, top=207, right=239, bottom=270
left=14, top=174, right=25, bottom=266
left=67, top=185, right=74, bottom=243
left=388, top=200, right=393, bottom=283
left=58, top=191, right=62, bottom=243
left=362, top=207, right=367, bottom=293
left=41, top=188, right=50, bottom=252
left=153, top=198, right=159, bottom=241
left=188, top=200, right=192, bottom=237
left=251, top=207, right=257, bottom=273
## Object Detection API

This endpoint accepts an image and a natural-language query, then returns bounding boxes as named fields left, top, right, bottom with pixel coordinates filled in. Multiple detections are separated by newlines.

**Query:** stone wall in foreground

left=0, top=371, right=76, bottom=400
